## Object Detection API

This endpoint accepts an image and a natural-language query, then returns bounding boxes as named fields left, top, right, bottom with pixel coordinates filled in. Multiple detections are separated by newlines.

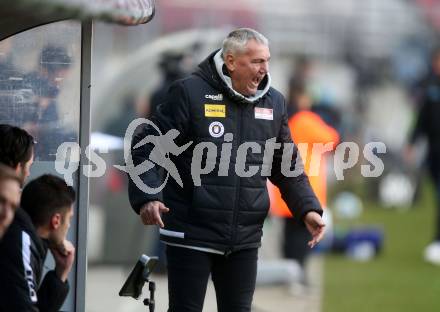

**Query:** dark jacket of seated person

left=0, top=174, right=75, bottom=312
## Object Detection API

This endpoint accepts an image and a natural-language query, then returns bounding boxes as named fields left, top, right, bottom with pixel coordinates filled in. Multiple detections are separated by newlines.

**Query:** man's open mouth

left=252, top=76, right=262, bottom=86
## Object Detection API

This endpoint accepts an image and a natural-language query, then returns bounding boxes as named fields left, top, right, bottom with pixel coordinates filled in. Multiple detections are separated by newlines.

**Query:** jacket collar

left=14, top=208, right=47, bottom=256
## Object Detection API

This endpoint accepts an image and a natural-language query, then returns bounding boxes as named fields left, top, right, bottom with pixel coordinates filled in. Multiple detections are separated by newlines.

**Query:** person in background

left=25, top=45, right=72, bottom=123
left=269, top=73, right=339, bottom=288
left=149, top=51, right=188, bottom=117
left=0, top=164, right=20, bottom=239
left=23, top=45, right=73, bottom=160
left=0, top=174, right=76, bottom=312
left=0, top=124, right=35, bottom=186
left=406, top=48, right=440, bottom=265
left=0, top=38, right=23, bottom=90
left=104, top=93, right=150, bottom=138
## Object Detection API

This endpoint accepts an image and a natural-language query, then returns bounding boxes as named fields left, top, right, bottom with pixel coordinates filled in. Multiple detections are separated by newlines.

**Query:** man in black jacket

left=128, top=28, right=325, bottom=312
left=0, top=174, right=75, bottom=312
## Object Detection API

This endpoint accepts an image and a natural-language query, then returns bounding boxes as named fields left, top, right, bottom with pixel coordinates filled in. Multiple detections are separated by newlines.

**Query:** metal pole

left=75, top=19, right=93, bottom=312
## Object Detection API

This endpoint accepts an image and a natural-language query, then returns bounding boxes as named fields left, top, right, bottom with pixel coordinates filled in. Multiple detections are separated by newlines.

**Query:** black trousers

left=166, top=245, right=258, bottom=312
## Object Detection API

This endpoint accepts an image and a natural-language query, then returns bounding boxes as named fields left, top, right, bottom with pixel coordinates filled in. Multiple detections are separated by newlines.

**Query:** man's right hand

left=140, top=201, right=169, bottom=228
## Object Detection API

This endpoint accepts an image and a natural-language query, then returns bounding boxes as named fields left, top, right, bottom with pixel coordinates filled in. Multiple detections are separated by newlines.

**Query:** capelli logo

left=205, top=94, right=223, bottom=101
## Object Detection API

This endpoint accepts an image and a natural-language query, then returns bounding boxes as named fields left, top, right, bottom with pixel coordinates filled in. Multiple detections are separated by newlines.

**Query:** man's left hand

left=304, top=211, right=325, bottom=248
left=51, top=240, right=75, bottom=282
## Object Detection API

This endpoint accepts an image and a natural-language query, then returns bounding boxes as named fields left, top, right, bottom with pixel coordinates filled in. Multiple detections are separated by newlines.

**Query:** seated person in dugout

left=0, top=174, right=75, bottom=312
left=0, top=164, right=21, bottom=240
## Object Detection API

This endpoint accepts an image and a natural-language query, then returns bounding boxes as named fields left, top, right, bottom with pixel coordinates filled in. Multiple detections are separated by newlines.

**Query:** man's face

left=0, top=179, right=20, bottom=239
left=225, top=39, right=270, bottom=96
left=17, top=151, right=34, bottom=186
left=50, top=205, right=74, bottom=246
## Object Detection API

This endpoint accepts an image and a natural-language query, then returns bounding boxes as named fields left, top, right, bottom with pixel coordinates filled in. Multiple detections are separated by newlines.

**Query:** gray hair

left=222, top=28, right=269, bottom=58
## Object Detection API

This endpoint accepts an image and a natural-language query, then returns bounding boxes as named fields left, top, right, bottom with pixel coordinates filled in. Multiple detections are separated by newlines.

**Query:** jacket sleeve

left=268, top=98, right=323, bottom=223
left=36, top=270, right=69, bottom=312
left=128, top=79, right=191, bottom=214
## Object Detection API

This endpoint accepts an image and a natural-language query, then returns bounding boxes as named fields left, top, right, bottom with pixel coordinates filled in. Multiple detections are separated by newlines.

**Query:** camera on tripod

left=119, top=255, right=159, bottom=312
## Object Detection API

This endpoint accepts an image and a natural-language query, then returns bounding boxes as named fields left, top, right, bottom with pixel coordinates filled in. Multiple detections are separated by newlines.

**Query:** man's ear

left=50, top=213, right=62, bottom=230
left=13, top=164, right=21, bottom=176
left=224, top=54, right=235, bottom=72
